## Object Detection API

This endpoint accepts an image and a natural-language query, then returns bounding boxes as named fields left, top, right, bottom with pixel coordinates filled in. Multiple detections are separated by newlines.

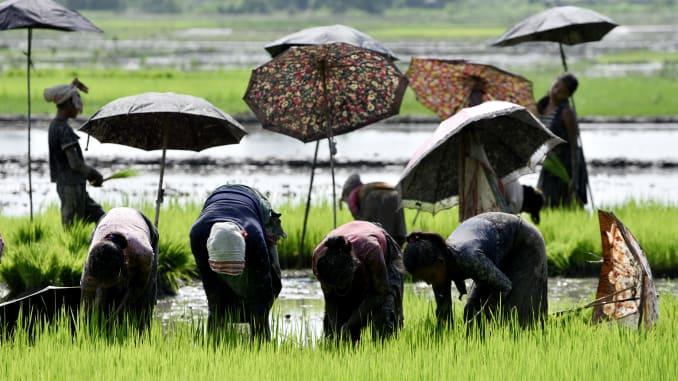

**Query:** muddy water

left=2, top=123, right=678, bottom=215
left=154, top=271, right=678, bottom=340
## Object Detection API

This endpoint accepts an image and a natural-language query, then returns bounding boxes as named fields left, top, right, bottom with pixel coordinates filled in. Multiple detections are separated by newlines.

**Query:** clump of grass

left=157, top=238, right=196, bottom=296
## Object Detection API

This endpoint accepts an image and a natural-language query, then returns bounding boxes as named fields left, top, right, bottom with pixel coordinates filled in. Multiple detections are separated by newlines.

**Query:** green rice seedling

left=157, top=238, right=196, bottom=296
left=0, top=293, right=676, bottom=380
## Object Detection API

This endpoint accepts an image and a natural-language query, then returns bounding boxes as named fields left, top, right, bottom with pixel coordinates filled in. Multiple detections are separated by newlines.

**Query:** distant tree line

left=64, top=0, right=675, bottom=14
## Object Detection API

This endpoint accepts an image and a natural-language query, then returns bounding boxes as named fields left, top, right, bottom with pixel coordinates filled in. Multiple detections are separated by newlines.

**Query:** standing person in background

left=341, top=174, right=407, bottom=246
left=313, top=220, right=404, bottom=343
left=45, top=78, right=104, bottom=226
left=81, top=207, right=159, bottom=330
left=537, top=73, right=588, bottom=207
left=189, top=185, right=286, bottom=340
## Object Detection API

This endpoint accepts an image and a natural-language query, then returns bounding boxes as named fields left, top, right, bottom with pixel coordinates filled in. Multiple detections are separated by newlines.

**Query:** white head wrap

left=43, top=78, right=87, bottom=113
left=207, top=221, right=246, bottom=276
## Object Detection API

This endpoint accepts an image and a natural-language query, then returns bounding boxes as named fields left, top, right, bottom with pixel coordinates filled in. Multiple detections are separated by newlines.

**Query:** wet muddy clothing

left=537, top=100, right=588, bottom=207
left=81, top=207, right=158, bottom=328
left=438, top=212, right=547, bottom=327
left=48, top=118, right=104, bottom=225
left=190, top=185, right=283, bottom=337
left=313, top=221, right=404, bottom=341
left=346, top=183, right=407, bottom=245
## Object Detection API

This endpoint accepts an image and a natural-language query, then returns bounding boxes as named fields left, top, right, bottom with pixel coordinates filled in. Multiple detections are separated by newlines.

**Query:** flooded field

left=154, top=271, right=678, bottom=340
left=0, top=24, right=676, bottom=75
left=2, top=122, right=678, bottom=215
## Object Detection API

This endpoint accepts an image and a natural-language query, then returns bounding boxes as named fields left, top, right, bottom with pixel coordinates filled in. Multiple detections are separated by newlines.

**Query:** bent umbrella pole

left=299, top=140, right=320, bottom=257
left=154, top=128, right=168, bottom=227
left=26, top=28, right=34, bottom=221
left=319, top=58, right=337, bottom=228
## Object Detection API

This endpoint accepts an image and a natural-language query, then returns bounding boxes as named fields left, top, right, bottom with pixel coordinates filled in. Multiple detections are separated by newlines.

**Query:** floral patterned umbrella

left=245, top=42, right=407, bottom=143
left=406, top=58, right=535, bottom=120
left=593, top=210, right=659, bottom=329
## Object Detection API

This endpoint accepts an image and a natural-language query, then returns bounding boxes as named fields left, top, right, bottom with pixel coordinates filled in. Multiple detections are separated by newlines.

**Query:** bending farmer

left=313, top=221, right=404, bottom=342
left=341, top=174, right=407, bottom=246
left=81, top=207, right=159, bottom=330
left=45, top=78, right=104, bottom=226
left=404, top=212, right=547, bottom=328
left=190, top=185, right=285, bottom=340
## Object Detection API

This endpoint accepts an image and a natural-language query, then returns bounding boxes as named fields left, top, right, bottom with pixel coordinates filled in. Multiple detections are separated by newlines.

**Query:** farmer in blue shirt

left=189, top=185, right=285, bottom=340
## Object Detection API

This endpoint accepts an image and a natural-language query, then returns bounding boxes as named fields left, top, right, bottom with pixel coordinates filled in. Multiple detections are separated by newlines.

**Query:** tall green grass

left=1, top=292, right=676, bottom=380
left=0, top=68, right=676, bottom=117
left=2, top=202, right=678, bottom=298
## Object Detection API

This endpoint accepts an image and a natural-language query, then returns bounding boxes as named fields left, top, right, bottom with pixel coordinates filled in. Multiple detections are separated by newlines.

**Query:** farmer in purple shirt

left=313, top=221, right=404, bottom=342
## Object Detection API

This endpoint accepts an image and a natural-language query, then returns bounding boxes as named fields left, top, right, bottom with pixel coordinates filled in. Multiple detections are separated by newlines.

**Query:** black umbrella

left=0, top=286, right=80, bottom=336
left=491, top=6, right=617, bottom=71
left=80, top=92, right=247, bottom=226
left=264, top=24, right=397, bottom=60
left=0, top=0, right=102, bottom=220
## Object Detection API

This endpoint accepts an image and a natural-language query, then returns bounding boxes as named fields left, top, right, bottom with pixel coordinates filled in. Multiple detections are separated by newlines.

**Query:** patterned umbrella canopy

left=406, top=58, right=535, bottom=120
left=594, top=210, right=659, bottom=329
left=80, top=92, right=246, bottom=151
left=244, top=42, right=408, bottom=143
left=264, top=24, right=397, bottom=60
left=398, top=101, right=563, bottom=213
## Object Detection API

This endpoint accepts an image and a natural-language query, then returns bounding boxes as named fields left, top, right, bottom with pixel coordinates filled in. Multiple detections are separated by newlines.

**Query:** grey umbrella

left=398, top=101, right=563, bottom=214
left=491, top=6, right=617, bottom=71
left=0, top=0, right=102, bottom=220
left=80, top=92, right=247, bottom=226
left=264, top=24, right=397, bottom=60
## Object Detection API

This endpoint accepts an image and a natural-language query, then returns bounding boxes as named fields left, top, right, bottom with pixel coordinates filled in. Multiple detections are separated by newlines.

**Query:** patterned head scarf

left=43, top=78, right=89, bottom=113
left=207, top=221, right=246, bottom=276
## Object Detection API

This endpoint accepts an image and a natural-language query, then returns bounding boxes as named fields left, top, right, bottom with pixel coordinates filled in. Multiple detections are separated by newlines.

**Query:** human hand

left=88, top=169, right=104, bottom=187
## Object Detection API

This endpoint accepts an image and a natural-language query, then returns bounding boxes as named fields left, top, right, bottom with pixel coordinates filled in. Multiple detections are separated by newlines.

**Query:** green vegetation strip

left=0, top=68, right=676, bottom=118
left=1, top=293, right=677, bottom=380
left=2, top=202, right=677, bottom=298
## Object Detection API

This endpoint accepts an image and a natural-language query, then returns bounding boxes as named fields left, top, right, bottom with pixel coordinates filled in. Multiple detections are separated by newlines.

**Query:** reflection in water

left=155, top=271, right=677, bottom=341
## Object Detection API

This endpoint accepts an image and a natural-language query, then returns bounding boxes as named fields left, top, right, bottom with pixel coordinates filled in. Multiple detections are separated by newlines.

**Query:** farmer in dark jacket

left=404, top=212, right=547, bottom=329
left=190, top=185, right=285, bottom=340
left=45, top=78, right=104, bottom=226
left=341, top=173, right=407, bottom=246
left=81, top=207, right=158, bottom=330
left=313, top=220, right=404, bottom=343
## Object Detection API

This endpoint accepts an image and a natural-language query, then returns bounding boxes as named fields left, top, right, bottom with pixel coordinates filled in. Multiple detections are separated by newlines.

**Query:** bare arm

left=562, top=107, right=580, bottom=190
left=432, top=280, right=453, bottom=326
left=64, top=146, right=103, bottom=186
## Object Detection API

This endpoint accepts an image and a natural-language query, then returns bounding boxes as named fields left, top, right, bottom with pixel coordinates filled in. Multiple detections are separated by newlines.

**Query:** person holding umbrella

left=537, top=73, right=588, bottom=207
left=313, top=220, right=404, bottom=343
left=403, top=212, right=548, bottom=329
left=189, top=185, right=286, bottom=340
left=45, top=78, right=104, bottom=226
left=341, top=173, right=407, bottom=246
left=80, top=207, right=158, bottom=330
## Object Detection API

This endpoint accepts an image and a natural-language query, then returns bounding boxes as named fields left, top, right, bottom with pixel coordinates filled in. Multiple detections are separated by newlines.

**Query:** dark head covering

left=559, top=73, right=578, bottom=96
left=341, top=173, right=363, bottom=201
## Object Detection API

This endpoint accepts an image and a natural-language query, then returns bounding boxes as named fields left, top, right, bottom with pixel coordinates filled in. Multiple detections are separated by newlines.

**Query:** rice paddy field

left=1, top=291, right=676, bottom=380
left=1, top=202, right=677, bottom=298
left=0, top=68, right=676, bottom=117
